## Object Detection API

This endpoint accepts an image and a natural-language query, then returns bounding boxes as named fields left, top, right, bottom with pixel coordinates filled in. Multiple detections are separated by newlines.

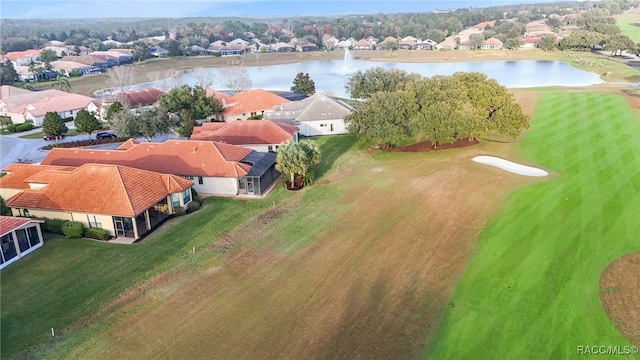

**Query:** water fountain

left=341, top=47, right=353, bottom=75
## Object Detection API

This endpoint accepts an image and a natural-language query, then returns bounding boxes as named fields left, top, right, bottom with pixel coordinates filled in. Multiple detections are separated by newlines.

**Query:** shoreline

left=59, top=49, right=640, bottom=97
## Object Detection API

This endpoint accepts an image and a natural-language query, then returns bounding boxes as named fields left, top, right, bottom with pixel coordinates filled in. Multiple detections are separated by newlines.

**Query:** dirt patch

left=600, top=252, right=640, bottom=346
left=386, top=138, right=479, bottom=152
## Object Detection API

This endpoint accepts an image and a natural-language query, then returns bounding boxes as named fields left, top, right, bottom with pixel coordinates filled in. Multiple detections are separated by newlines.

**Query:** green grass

left=426, top=93, right=640, bottom=359
left=0, top=134, right=357, bottom=360
left=18, top=129, right=80, bottom=139
left=616, top=12, right=640, bottom=43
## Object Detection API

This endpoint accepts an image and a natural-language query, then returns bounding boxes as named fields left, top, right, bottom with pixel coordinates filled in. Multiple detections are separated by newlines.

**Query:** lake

left=123, top=59, right=605, bottom=99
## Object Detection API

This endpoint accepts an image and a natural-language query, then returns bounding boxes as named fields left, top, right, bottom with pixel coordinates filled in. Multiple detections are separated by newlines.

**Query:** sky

left=0, top=0, right=557, bottom=19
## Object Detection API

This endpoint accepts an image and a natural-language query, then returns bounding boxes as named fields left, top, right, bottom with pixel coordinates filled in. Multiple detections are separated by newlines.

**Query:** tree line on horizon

left=1, top=0, right=636, bottom=56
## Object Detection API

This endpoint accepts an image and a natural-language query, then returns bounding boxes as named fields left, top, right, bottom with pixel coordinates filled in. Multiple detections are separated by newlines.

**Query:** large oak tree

left=157, top=85, right=223, bottom=137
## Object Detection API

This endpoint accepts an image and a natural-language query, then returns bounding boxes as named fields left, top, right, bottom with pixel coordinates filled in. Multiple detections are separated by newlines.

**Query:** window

left=15, top=229, right=29, bottom=253
left=1, top=234, right=17, bottom=264
left=185, top=176, right=194, bottom=180
left=198, top=177, right=204, bottom=185
left=330, top=124, right=334, bottom=132
left=182, top=189, right=191, bottom=204
left=320, top=124, right=327, bottom=127
left=27, top=226, right=41, bottom=247
left=251, top=112, right=257, bottom=117
left=87, top=215, right=102, bottom=229
left=171, top=194, right=180, bottom=208
left=22, top=209, right=30, bottom=217
left=268, top=145, right=273, bottom=152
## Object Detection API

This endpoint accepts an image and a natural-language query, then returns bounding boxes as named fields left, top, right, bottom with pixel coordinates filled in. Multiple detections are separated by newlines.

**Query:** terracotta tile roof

left=0, top=85, right=32, bottom=100
left=12, top=93, right=97, bottom=117
left=0, top=216, right=43, bottom=236
left=110, top=88, right=165, bottom=108
left=211, top=89, right=289, bottom=118
left=0, top=164, right=76, bottom=189
left=0, top=50, right=41, bottom=62
left=484, top=38, right=503, bottom=45
left=190, top=120, right=299, bottom=145
left=59, top=55, right=108, bottom=66
left=6, top=164, right=192, bottom=217
left=116, top=138, right=141, bottom=150
left=2, top=89, right=69, bottom=110
left=40, top=140, right=253, bottom=178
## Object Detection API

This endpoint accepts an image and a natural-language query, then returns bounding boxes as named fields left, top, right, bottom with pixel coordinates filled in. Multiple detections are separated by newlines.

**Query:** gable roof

left=0, top=216, right=44, bottom=237
left=6, top=164, right=192, bottom=217
left=211, top=89, right=290, bottom=118
left=0, top=85, right=32, bottom=100
left=0, top=164, right=76, bottom=190
left=484, top=37, right=503, bottom=45
left=11, top=93, right=97, bottom=117
left=40, top=140, right=253, bottom=178
left=264, top=93, right=354, bottom=122
left=0, top=50, right=41, bottom=62
left=110, top=88, right=165, bottom=108
left=1, top=89, right=69, bottom=110
left=190, top=120, right=298, bottom=145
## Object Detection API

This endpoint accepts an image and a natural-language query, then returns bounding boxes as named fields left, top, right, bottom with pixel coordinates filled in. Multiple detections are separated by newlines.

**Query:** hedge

left=62, top=221, right=84, bottom=239
left=186, top=200, right=201, bottom=214
left=15, top=123, right=34, bottom=132
left=42, top=218, right=68, bottom=235
left=42, top=137, right=128, bottom=150
left=84, top=228, right=109, bottom=240
left=7, top=124, right=17, bottom=133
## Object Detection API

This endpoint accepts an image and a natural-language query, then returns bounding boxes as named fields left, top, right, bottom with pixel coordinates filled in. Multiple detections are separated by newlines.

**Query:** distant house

left=4, top=163, right=193, bottom=240
left=521, top=37, right=540, bottom=48
left=264, top=93, right=353, bottom=136
left=415, top=39, right=437, bottom=50
left=300, top=43, right=319, bottom=52
left=207, top=89, right=290, bottom=122
left=89, top=50, right=133, bottom=64
left=376, top=36, right=398, bottom=50
left=60, top=55, right=113, bottom=69
left=353, top=39, right=373, bottom=50
left=191, top=120, right=299, bottom=152
left=436, top=37, right=457, bottom=50
left=149, top=46, right=169, bottom=57
left=0, top=50, right=41, bottom=66
left=334, top=40, right=352, bottom=50
left=481, top=38, right=504, bottom=50
left=271, top=42, right=296, bottom=52
left=0, top=89, right=100, bottom=126
left=397, top=40, right=416, bottom=50
left=40, top=140, right=279, bottom=197
left=190, top=45, right=208, bottom=56
left=457, top=41, right=474, bottom=51
left=108, top=88, right=165, bottom=110
left=0, top=216, right=44, bottom=270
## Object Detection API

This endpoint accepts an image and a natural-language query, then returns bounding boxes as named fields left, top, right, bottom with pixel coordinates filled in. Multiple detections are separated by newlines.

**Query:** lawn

left=18, top=129, right=80, bottom=139
left=616, top=11, right=640, bottom=43
left=426, top=92, right=640, bottom=359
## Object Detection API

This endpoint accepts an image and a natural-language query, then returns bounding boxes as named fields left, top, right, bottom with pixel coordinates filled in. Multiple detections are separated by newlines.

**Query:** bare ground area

left=600, top=252, right=640, bottom=346
left=63, top=141, right=538, bottom=359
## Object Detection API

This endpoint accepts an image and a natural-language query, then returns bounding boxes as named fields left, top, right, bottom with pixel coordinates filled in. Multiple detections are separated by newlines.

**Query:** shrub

left=15, top=123, right=34, bottom=132
left=68, top=69, right=82, bottom=77
left=7, top=124, right=17, bottom=133
left=302, top=171, right=315, bottom=186
left=42, top=218, right=68, bottom=235
left=186, top=200, right=201, bottom=214
left=41, top=136, right=128, bottom=150
left=211, top=52, right=221, bottom=57
left=174, top=206, right=187, bottom=216
left=62, top=221, right=84, bottom=239
left=84, top=227, right=109, bottom=240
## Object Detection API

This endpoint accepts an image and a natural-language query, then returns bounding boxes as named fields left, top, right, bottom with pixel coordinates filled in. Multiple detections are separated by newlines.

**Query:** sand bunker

left=472, top=156, right=548, bottom=177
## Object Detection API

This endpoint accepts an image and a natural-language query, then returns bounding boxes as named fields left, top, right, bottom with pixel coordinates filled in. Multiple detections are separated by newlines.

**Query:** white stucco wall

left=195, top=176, right=239, bottom=195
left=299, top=119, right=347, bottom=136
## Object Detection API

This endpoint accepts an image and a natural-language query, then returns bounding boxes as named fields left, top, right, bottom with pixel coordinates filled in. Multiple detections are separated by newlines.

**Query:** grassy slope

left=0, top=135, right=356, bottom=360
left=616, top=12, right=640, bottom=43
left=426, top=93, right=640, bottom=359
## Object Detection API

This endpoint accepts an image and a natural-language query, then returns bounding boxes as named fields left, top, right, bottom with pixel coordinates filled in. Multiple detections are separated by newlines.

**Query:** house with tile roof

left=39, top=140, right=279, bottom=196
left=0, top=163, right=75, bottom=200
left=0, top=50, right=41, bottom=66
left=436, top=37, right=457, bottom=50
left=0, top=216, right=44, bottom=270
left=353, top=39, right=374, bottom=50
left=109, top=88, right=165, bottom=109
left=3, top=163, right=193, bottom=240
left=208, top=89, right=290, bottom=122
left=481, top=38, right=504, bottom=50
left=191, top=120, right=299, bottom=152
left=0, top=89, right=100, bottom=125
left=264, top=93, right=353, bottom=136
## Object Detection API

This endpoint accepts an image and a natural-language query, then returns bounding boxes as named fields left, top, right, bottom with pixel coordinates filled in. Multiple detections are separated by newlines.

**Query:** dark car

left=95, top=131, right=117, bottom=139
left=43, top=134, right=65, bottom=141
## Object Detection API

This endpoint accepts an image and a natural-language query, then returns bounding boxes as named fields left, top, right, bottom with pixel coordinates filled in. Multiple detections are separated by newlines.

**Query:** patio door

left=246, top=178, right=255, bottom=195
left=114, top=217, right=126, bottom=236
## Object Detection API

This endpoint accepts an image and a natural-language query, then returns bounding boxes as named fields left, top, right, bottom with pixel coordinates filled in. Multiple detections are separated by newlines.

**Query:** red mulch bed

left=385, top=138, right=479, bottom=153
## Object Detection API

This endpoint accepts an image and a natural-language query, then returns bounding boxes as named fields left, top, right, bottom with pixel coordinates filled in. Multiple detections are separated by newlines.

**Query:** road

left=0, top=131, right=179, bottom=170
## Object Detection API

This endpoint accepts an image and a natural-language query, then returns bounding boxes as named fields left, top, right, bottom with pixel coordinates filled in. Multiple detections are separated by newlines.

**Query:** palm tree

left=51, top=75, right=71, bottom=92
left=275, top=139, right=321, bottom=188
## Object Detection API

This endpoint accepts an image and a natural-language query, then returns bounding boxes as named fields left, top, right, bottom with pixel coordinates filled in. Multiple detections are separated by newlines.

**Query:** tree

left=38, top=49, right=58, bottom=69
left=505, top=37, right=524, bottom=50
left=0, top=116, right=12, bottom=131
left=157, top=85, right=223, bottom=137
left=51, top=75, right=71, bottom=92
left=291, top=72, right=316, bottom=95
left=105, top=101, right=125, bottom=122
left=42, top=112, right=68, bottom=144
left=469, top=34, right=485, bottom=50
left=604, top=34, right=637, bottom=56
left=215, top=66, right=252, bottom=93
left=0, top=195, right=10, bottom=216
left=192, top=67, right=215, bottom=89
left=537, top=35, right=558, bottom=51
left=109, top=107, right=178, bottom=141
left=344, top=90, right=417, bottom=148
left=345, top=67, right=421, bottom=100
left=105, top=66, right=137, bottom=93
left=73, top=109, right=102, bottom=139
left=275, top=139, right=321, bottom=187
left=0, top=61, right=18, bottom=85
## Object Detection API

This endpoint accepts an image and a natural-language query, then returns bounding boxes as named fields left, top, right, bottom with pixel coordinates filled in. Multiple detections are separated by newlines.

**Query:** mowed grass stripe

left=426, top=93, right=640, bottom=359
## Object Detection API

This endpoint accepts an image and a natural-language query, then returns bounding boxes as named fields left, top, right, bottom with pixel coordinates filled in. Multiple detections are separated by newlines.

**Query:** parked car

left=96, top=131, right=117, bottom=139
left=43, top=134, right=65, bottom=141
